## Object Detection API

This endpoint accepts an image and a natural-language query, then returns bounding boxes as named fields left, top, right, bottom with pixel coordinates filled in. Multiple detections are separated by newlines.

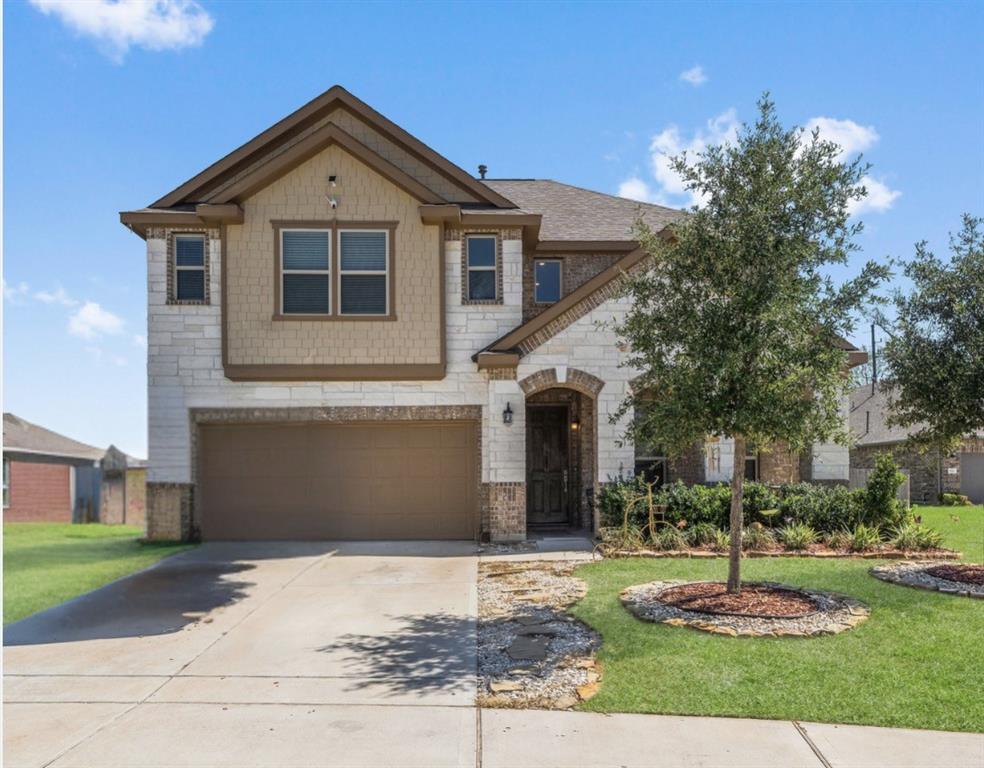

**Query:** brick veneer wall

left=482, top=481, right=526, bottom=542
left=522, top=252, right=623, bottom=322
left=759, top=441, right=801, bottom=484
left=4, top=460, right=72, bottom=522
left=852, top=444, right=940, bottom=503
left=667, top=442, right=706, bottom=485
left=942, top=438, right=984, bottom=495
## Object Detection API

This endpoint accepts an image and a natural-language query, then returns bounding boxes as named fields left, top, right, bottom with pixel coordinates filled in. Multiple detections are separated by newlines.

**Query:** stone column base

left=483, top=481, right=527, bottom=542
left=146, top=482, right=194, bottom=541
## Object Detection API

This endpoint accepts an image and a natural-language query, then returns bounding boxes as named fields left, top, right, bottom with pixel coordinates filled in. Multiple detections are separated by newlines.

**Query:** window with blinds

left=174, top=234, right=206, bottom=301
left=339, top=230, right=388, bottom=315
left=281, top=229, right=331, bottom=314
left=466, top=235, right=497, bottom=301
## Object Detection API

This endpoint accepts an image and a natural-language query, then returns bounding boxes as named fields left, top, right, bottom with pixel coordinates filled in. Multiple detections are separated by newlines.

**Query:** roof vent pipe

left=478, top=164, right=488, bottom=180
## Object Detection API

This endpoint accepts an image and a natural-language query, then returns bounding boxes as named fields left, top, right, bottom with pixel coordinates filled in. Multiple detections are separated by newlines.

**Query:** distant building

left=850, top=385, right=984, bottom=503
left=3, top=413, right=147, bottom=525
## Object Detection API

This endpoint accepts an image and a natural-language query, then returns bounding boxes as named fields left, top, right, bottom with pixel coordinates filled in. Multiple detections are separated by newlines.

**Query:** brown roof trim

left=460, top=212, right=542, bottom=227
left=195, top=203, right=244, bottom=224
left=419, top=204, right=461, bottom=225
left=120, top=204, right=244, bottom=238
left=476, top=245, right=649, bottom=359
left=208, top=122, right=445, bottom=205
left=847, top=350, right=869, bottom=368
left=152, top=85, right=514, bottom=209
left=476, top=352, right=519, bottom=370
left=223, top=363, right=446, bottom=382
left=535, top=240, right=639, bottom=253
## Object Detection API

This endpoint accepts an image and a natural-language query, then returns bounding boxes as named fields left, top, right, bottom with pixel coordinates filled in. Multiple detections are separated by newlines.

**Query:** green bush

left=661, top=481, right=732, bottom=528
left=889, top=523, right=945, bottom=551
left=597, top=525, right=645, bottom=551
left=941, top=492, right=972, bottom=506
left=824, top=529, right=853, bottom=551
left=742, top=522, right=777, bottom=551
left=687, top=522, right=720, bottom=547
left=654, top=524, right=689, bottom=551
left=712, top=528, right=731, bottom=552
left=598, top=475, right=647, bottom=527
left=778, top=483, right=864, bottom=531
left=741, top=481, right=781, bottom=524
left=778, top=523, right=819, bottom=551
left=849, top=523, right=883, bottom=552
left=860, top=453, right=907, bottom=527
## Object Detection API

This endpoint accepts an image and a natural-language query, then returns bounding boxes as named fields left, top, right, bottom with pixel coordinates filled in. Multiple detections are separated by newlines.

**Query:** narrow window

left=466, top=235, right=497, bottom=301
left=339, top=230, right=388, bottom=315
left=174, top=234, right=206, bottom=301
left=534, top=259, right=562, bottom=304
left=2, top=458, right=9, bottom=508
left=281, top=229, right=331, bottom=315
left=633, top=404, right=667, bottom=486
left=744, top=444, right=759, bottom=481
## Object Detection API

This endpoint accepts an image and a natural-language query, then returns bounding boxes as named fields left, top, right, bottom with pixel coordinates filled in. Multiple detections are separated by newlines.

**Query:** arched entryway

left=519, top=368, right=603, bottom=532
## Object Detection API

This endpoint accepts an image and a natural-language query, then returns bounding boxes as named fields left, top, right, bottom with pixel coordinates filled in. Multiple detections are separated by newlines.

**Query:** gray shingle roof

left=3, top=413, right=106, bottom=461
left=850, top=384, right=924, bottom=446
left=483, top=179, right=684, bottom=241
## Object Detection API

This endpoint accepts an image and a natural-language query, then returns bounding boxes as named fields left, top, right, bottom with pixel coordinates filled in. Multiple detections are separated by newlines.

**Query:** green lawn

left=3, top=523, right=195, bottom=625
left=571, top=505, right=984, bottom=733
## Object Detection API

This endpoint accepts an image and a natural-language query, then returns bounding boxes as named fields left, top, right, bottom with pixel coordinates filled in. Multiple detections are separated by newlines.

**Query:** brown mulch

left=925, top=564, right=984, bottom=586
left=656, top=582, right=819, bottom=619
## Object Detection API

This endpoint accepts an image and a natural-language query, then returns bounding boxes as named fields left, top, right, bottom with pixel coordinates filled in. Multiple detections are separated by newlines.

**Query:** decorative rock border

left=869, top=561, right=984, bottom=599
left=601, top=548, right=961, bottom=561
left=620, top=580, right=870, bottom=637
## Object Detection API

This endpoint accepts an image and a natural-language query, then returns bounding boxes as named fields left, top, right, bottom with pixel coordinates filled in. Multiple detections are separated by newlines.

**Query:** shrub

left=849, top=523, right=883, bottom=552
left=742, top=522, right=777, bottom=551
left=778, top=523, right=819, bottom=550
left=712, top=528, right=731, bottom=552
left=661, top=481, right=731, bottom=528
left=742, top=481, right=781, bottom=524
left=687, top=522, right=720, bottom=547
left=778, top=483, right=864, bottom=531
left=941, top=492, right=972, bottom=506
left=654, top=524, right=688, bottom=551
left=889, top=523, right=945, bottom=551
left=824, top=529, right=853, bottom=551
left=860, top=453, right=907, bottom=527
left=597, top=525, right=645, bottom=551
left=598, top=475, right=646, bottom=527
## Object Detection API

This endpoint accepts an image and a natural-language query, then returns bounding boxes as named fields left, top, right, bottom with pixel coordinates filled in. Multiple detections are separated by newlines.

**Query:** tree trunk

left=727, top=434, right=746, bottom=594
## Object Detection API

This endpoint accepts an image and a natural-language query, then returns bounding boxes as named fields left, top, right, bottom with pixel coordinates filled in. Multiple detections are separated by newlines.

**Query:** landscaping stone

left=870, top=561, right=984, bottom=599
left=620, top=580, right=870, bottom=638
left=478, top=561, right=601, bottom=710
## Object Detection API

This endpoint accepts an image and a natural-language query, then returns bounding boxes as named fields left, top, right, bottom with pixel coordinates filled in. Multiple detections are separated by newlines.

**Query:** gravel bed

left=621, top=580, right=870, bottom=637
left=870, top=561, right=984, bottom=599
left=478, top=562, right=601, bottom=709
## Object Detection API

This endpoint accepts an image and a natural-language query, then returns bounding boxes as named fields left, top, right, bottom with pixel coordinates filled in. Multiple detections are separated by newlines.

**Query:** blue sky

left=4, top=1, right=983, bottom=457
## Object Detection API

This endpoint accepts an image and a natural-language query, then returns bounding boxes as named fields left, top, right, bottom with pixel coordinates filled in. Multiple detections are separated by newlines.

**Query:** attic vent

left=478, top=164, right=488, bottom=180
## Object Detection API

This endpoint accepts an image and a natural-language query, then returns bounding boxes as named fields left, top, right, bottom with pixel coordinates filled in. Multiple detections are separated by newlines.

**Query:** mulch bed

left=925, top=564, right=984, bottom=585
left=657, top=582, right=819, bottom=619
left=621, top=580, right=869, bottom=637
left=600, top=545, right=961, bottom=561
left=870, top=561, right=984, bottom=599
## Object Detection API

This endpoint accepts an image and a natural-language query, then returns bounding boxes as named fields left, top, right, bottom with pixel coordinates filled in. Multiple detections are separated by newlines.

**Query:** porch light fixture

left=502, top=402, right=513, bottom=425
left=570, top=418, right=580, bottom=431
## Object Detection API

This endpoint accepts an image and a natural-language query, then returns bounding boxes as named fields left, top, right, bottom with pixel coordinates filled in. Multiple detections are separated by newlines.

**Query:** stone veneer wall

left=851, top=444, right=940, bottom=503
left=943, top=438, right=984, bottom=495
left=759, top=441, right=801, bottom=484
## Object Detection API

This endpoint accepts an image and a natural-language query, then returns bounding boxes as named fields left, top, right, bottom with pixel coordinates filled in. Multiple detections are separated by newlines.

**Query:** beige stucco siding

left=225, top=143, right=442, bottom=366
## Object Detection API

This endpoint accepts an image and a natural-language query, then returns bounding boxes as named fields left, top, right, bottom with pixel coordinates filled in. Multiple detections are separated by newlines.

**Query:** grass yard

left=571, top=505, right=984, bottom=733
left=3, top=523, right=195, bottom=625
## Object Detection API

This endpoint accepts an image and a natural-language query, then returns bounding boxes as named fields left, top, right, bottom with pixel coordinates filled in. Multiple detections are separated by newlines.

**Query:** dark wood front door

left=527, top=406, right=569, bottom=526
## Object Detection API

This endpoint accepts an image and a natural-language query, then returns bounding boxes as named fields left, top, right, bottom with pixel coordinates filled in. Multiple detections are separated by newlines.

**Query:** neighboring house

left=2, top=413, right=147, bottom=524
left=850, top=384, right=984, bottom=503
left=120, top=85, right=865, bottom=543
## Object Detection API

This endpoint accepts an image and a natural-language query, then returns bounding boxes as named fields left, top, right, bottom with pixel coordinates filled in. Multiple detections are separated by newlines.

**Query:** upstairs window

left=281, top=229, right=331, bottom=315
left=173, top=234, right=206, bottom=302
left=466, top=235, right=497, bottom=301
left=534, top=259, right=562, bottom=304
left=2, top=457, right=9, bottom=508
left=339, top=230, right=388, bottom=315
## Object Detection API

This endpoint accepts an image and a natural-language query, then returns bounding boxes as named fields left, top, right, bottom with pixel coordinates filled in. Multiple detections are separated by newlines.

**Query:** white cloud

left=645, top=108, right=740, bottom=206
left=30, top=0, right=214, bottom=62
left=804, top=117, right=879, bottom=161
left=850, top=176, right=902, bottom=215
left=679, top=65, right=707, bottom=86
left=34, top=286, right=79, bottom=307
left=617, top=177, right=658, bottom=204
left=68, top=301, right=125, bottom=340
left=3, top=280, right=31, bottom=304
left=133, top=334, right=148, bottom=349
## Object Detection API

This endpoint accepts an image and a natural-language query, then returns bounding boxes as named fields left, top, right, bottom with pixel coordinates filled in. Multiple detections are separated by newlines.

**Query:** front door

left=527, top=405, right=569, bottom=526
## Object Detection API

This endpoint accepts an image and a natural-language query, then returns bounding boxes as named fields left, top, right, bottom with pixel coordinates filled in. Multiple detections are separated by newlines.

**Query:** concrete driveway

left=5, top=541, right=982, bottom=768
left=4, top=542, right=479, bottom=768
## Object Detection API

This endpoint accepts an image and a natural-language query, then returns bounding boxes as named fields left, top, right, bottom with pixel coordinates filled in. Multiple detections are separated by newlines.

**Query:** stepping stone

left=506, top=635, right=550, bottom=661
left=516, top=624, right=560, bottom=637
left=490, top=681, right=523, bottom=692
left=514, top=615, right=543, bottom=626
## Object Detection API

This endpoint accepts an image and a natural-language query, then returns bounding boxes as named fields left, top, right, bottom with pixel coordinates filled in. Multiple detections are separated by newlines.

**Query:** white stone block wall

left=811, top=393, right=851, bottom=481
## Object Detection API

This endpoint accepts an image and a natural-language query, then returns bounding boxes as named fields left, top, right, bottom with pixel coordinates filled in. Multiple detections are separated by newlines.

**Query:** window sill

left=271, top=313, right=397, bottom=322
left=167, top=299, right=210, bottom=306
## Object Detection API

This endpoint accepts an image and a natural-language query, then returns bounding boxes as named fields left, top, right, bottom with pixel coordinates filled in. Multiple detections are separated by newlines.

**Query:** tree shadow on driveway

left=317, top=612, right=477, bottom=698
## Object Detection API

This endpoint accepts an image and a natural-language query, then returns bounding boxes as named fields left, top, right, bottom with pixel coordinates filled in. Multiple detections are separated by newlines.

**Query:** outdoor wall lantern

left=502, top=402, right=513, bottom=425
left=570, top=418, right=580, bottom=431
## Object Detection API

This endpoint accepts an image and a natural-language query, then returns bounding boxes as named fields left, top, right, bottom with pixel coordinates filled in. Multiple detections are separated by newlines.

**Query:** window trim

left=169, top=231, right=209, bottom=305
left=464, top=233, right=499, bottom=303
left=337, top=227, right=391, bottom=318
left=533, top=258, right=563, bottom=305
left=2, top=457, right=9, bottom=508
left=279, top=227, right=333, bottom=317
left=744, top=446, right=759, bottom=481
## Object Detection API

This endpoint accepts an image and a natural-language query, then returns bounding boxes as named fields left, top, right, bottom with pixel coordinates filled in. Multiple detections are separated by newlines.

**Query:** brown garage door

left=198, top=421, right=477, bottom=540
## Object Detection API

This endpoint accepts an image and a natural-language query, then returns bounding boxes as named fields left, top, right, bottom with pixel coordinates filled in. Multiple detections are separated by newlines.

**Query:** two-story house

left=122, top=86, right=864, bottom=543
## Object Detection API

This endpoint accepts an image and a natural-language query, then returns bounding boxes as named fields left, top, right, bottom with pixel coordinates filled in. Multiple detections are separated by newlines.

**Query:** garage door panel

left=199, top=421, right=477, bottom=540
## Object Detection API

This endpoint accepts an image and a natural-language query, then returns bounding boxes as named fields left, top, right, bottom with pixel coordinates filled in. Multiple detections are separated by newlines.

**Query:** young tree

left=614, top=96, right=888, bottom=593
left=882, top=215, right=984, bottom=449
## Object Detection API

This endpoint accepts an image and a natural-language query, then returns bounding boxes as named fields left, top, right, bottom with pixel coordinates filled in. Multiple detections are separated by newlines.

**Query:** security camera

left=325, top=194, right=338, bottom=209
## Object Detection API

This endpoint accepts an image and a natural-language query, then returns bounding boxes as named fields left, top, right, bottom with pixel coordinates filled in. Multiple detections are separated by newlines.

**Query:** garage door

left=960, top=454, right=984, bottom=504
left=198, top=421, right=477, bottom=540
